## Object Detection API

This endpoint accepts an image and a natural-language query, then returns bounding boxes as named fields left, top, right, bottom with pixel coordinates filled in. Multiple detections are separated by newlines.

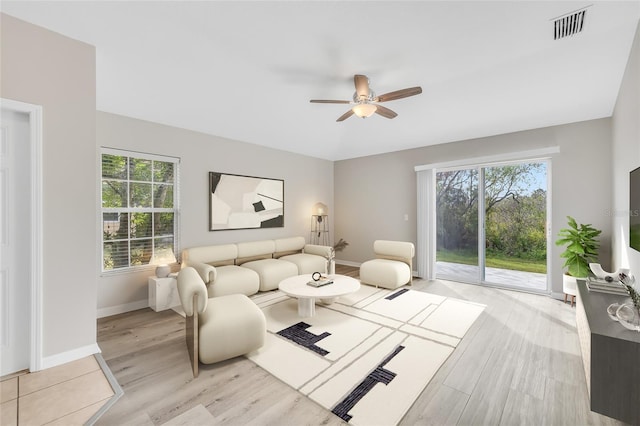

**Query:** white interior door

left=1, top=108, right=31, bottom=376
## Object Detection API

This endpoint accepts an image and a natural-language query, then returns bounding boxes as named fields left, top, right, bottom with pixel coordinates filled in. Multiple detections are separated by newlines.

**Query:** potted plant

left=555, top=216, right=601, bottom=300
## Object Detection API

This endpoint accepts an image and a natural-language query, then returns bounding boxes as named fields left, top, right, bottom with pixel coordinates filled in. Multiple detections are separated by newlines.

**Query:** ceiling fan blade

left=310, top=99, right=351, bottom=104
left=336, top=109, right=355, bottom=122
left=354, top=74, right=370, bottom=98
left=374, top=105, right=398, bottom=119
left=376, top=86, right=422, bottom=102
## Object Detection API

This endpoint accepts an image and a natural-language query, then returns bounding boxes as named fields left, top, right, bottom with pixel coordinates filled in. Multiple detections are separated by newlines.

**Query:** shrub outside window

left=101, top=149, right=179, bottom=272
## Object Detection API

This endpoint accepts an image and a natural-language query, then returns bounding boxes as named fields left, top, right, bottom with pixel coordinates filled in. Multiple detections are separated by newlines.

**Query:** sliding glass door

left=436, top=161, right=548, bottom=292
left=435, top=168, right=480, bottom=282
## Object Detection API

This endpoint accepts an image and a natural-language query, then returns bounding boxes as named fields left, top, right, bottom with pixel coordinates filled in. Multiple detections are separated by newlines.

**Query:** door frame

left=2, top=98, right=43, bottom=372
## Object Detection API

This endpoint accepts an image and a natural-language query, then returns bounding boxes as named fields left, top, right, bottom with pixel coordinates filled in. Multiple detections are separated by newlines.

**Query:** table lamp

left=151, top=247, right=176, bottom=278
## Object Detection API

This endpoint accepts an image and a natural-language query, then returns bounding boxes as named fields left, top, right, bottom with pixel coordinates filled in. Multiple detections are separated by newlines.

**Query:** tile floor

left=0, top=355, right=115, bottom=425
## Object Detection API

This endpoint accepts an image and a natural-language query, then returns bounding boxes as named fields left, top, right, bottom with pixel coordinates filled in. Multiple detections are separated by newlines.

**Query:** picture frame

left=209, top=172, right=284, bottom=231
left=630, top=166, right=640, bottom=252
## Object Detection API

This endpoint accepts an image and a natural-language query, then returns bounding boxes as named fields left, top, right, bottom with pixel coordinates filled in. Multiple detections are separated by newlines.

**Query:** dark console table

left=576, top=279, right=640, bottom=424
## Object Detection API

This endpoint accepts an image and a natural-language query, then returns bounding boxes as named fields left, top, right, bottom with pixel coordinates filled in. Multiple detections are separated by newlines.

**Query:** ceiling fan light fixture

left=352, top=103, right=377, bottom=118
left=311, top=74, right=421, bottom=121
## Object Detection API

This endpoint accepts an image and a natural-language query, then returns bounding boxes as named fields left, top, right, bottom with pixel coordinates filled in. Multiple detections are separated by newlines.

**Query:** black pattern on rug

left=385, top=288, right=410, bottom=300
left=276, top=322, right=330, bottom=356
left=332, top=345, right=406, bottom=422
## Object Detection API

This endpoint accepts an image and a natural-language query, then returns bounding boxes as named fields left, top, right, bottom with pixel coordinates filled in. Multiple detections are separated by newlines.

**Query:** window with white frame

left=101, top=148, right=179, bottom=272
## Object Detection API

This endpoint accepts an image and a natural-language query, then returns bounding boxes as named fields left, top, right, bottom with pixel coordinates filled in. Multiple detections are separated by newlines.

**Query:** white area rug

left=248, top=286, right=485, bottom=425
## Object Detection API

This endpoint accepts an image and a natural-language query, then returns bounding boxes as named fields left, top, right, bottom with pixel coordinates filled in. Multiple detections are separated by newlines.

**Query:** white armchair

left=359, top=240, right=415, bottom=289
left=177, top=267, right=266, bottom=377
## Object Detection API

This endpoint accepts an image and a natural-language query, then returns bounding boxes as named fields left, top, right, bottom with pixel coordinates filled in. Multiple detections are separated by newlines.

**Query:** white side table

left=148, top=273, right=180, bottom=312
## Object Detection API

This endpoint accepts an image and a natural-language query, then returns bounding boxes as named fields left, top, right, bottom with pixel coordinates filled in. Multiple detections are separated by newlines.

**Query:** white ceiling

left=3, top=1, right=639, bottom=161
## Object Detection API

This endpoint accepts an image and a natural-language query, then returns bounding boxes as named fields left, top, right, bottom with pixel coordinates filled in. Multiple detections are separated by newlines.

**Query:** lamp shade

left=352, top=103, right=377, bottom=118
left=312, top=202, right=328, bottom=216
left=151, top=247, right=176, bottom=278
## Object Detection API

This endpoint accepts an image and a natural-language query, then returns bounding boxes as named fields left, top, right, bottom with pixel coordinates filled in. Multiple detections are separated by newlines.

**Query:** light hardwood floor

left=96, top=265, right=626, bottom=425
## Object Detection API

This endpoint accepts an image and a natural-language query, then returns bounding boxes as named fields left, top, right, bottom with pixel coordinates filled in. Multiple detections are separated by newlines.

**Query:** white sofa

left=181, top=236, right=332, bottom=297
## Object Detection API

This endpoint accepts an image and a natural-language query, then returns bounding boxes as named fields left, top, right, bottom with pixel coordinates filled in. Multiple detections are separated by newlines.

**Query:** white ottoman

left=360, top=258, right=411, bottom=289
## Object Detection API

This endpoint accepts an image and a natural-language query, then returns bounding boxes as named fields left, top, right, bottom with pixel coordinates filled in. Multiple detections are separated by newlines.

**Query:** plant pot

left=563, top=273, right=578, bottom=297
left=563, top=273, right=578, bottom=306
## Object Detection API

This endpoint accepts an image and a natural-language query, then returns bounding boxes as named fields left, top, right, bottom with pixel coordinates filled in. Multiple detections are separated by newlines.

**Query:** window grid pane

left=153, top=161, right=175, bottom=183
left=130, top=158, right=152, bottom=182
left=102, top=181, right=127, bottom=208
left=153, top=184, right=174, bottom=208
left=130, top=238, right=153, bottom=266
left=102, top=154, right=128, bottom=179
left=103, top=240, right=130, bottom=270
left=131, top=212, right=153, bottom=239
left=154, top=212, right=174, bottom=236
left=130, top=182, right=152, bottom=208
left=103, top=212, right=129, bottom=241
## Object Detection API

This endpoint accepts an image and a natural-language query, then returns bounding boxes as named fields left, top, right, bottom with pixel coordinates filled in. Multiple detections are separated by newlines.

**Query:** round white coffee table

left=278, top=274, right=360, bottom=317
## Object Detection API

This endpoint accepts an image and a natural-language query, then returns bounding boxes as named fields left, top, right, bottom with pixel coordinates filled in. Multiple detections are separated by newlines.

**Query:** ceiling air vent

left=553, top=7, right=589, bottom=40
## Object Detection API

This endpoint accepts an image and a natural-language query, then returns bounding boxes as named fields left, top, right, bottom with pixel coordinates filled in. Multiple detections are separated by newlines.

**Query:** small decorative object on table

left=589, top=263, right=629, bottom=282
left=587, top=263, right=630, bottom=295
left=586, top=276, right=629, bottom=295
left=326, top=238, right=349, bottom=275
left=616, top=272, right=640, bottom=332
left=307, top=271, right=334, bottom=287
left=151, top=247, right=177, bottom=278
left=607, top=303, right=621, bottom=321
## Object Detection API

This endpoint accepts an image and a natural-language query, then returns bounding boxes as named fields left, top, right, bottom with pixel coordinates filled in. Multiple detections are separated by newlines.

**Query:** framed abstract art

left=209, top=172, right=284, bottom=231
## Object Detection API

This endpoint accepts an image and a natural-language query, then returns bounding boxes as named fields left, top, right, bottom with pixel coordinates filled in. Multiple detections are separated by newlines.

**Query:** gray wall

left=335, top=118, right=613, bottom=297
left=96, top=112, right=334, bottom=315
left=1, top=14, right=97, bottom=358
left=612, top=21, right=640, bottom=276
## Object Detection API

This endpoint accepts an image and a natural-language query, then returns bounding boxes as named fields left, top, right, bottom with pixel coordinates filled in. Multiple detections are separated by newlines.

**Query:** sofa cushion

left=237, top=240, right=276, bottom=259
left=279, top=253, right=327, bottom=275
left=208, top=265, right=260, bottom=298
left=303, top=244, right=332, bottom=258
left=274, top=236, right=305, bottom=253
left=182, top=244, right=237, bottom=265
left=242, top=258, right=298, bottom=291
left=373, top=240, right=415, bottom=259
left=360, top=258, right=411, bottom=289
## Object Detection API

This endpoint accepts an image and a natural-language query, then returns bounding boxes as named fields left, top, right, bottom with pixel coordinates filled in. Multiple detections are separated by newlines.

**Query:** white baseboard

left=97, top=299, right=148, bottom=319
left=41, top=343, right=101, bottom=370
left=550, top=291, right=566, bottom=301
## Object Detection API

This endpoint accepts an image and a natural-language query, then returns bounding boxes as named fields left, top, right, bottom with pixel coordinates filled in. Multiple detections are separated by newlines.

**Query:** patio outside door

left=435, top=161, right=549, bottom=293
